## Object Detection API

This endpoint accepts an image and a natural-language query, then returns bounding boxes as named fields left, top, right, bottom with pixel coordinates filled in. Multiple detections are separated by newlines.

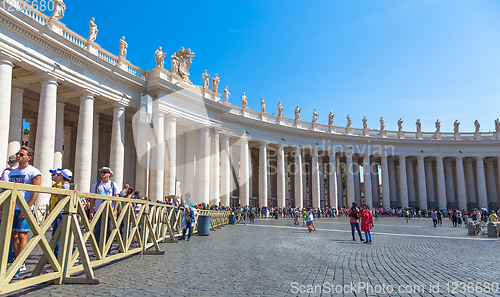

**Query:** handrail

left=0, top=181, right=229, bottom=295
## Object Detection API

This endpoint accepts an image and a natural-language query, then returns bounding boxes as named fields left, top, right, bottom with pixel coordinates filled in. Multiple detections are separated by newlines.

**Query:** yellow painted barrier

left=0, top=181, right=230, bottom=295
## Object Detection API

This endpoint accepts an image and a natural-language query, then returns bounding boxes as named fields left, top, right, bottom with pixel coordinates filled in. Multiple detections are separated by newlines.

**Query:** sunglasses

left=15, top=153, right=26, bottom=157
left=101, top=171, right=110, bottom=174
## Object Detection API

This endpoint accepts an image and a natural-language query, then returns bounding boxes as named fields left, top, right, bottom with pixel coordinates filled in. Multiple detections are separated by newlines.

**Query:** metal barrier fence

left=0, top=181, right=229, bottom=295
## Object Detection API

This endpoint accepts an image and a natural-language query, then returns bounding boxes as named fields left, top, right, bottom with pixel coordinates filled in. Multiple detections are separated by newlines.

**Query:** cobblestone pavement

left=7, top=217, right=500, bottom=297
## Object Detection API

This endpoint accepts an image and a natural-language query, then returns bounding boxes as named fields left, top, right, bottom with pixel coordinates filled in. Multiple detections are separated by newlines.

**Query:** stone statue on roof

left=212, top=74, right=220, bottom=93
left=277, top=102, right=284, bottom=117
left=88, top=17, right=98, bottom=43
left=454, top=120, right=460, bottom=133
left=474, top=119, right=480, bottom=133
left=202, top=70, right=210, bottom=89
left=224, top=86, right=230, bottom=103
left=397, top=118, right=403, bottom=132
left=416, top=119, right=421, bottom=132
left=312, top=109, right=319, bottom=123
left=294, top=106, right=301, bottom=121
left=154, top=46, right=167, bottom=69
left=51, top=0, right=66, bottom=21
left=118, top=36, right=128, bottom=60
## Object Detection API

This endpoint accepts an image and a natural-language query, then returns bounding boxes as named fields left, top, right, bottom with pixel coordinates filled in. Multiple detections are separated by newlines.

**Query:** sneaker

left=352, top=238, right=356, bottom=241
left=19, top=263, right=26, bottom=272
left=186, top=237, right=191, bottom=241
left=368, top=242, right=373, bottom=244
left=178, top=236, right=185, bottom=241
left=13, top=269, right=20, bottom=278
left=360, top=238, right=364, bottom=242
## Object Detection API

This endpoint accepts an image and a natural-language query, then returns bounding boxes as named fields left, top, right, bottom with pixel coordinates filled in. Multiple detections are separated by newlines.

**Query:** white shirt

left=91, top=180, right=120, bottom=210
left=1, top=166, right=17, bottom=181
left=8, top=165, right=41, bottom=210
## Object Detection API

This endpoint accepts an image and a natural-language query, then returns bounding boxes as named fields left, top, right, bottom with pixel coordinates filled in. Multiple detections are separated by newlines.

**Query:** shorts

left=13, top=210, right=30, bottom=232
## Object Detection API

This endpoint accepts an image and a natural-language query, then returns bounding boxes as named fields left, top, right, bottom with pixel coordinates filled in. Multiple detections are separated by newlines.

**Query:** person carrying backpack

left=348, top=202, right=364, bottom=242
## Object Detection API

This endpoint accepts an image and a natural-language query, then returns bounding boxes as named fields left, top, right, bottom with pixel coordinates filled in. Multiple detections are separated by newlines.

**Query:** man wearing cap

left=49, top=168, right=72, bottom=257
left=348, top=202, right=364, bottom=242
left=90, top=167, right=120, bottom=245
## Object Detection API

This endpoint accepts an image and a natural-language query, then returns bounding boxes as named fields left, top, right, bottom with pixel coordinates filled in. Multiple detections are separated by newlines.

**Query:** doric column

left=485, top=159, right=497, bottom=207
left=455, top=157, right=467, bottom=210
left=198, top=126, right=210, bottom=204
left=209, top=128, right=219, bottom=205
left=294, top=147, right=303, bottom=209
left=388, top=158, right=397, bottom=205
left=53, top=100, right=65, bottom=170
left=8, top=88, right=24, bottom=157
left=109, top=105, right=126, bottom=189
left=240, top=137, right=250, bottom=206
left=220, top=135, right=231, bottom=206
left=363, top=154, right=372, bottom=208
left=498, top=157, right=500, bottom=206
left=277, top=145, right=286, bottom=208
left=416, top=156, right=427, bottom=209
left=319, top=156, right=325, bottom=206
left=73, top=92, right=95, bottom=193
left=464, top=159, right=476, bottom=207
left=164, top=115, right=177, bottom=196
left=475, top=157, right=488, bottom=209
left=353, top=161, right=361, bottom=205
left=435, top=156, right=447, bottom=210
left=259, top=143, right=268, bottom=208
left=311, top=148, right=321, bottom=208
left=406, top=159, right=416, bottom=205
left=91, top=112, right=100, bottom=185
left=398, top=155, right=409, bottom=208
left=28, top=120, right=37, bottom=149
left=345, top=154, right=355, bottom=207
left=150, top=111, right=165, bottom=202
left=381, top=156, right=390, bottom=208
left=425, top=159, right=436, bottom=205
left=34, top=75, right=59, bottom=204
left=0, top=57, right=13, bottom=166
left=444, top=159, right=456, bottom=207
left=328, top=151, right=337, bottom=210
left=371, top=161, right=380, bottom=207
left=337, top=158, right=343, bottom=207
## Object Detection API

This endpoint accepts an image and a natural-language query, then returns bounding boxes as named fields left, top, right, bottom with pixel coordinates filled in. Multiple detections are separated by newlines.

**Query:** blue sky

left=45, top=0, right=500, bottom=132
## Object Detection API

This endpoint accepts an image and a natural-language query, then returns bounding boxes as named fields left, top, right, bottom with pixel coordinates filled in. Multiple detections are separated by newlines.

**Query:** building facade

left=1, top=2, right=499, bottom=210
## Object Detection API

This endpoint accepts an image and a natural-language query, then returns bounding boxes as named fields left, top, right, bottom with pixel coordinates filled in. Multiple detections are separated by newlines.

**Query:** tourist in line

left=49, top=168, right=72, bottom=257
left=360, top=204, right=374, bottom=244
left=9, top=146, right=41, bottom=277
left=90, top=167, right=120, bottom=245
left=348, top=202, right=363, bottom=242
left=0, top=155, right=18, bottom=265
left=179, top=194, right=197, bottom=241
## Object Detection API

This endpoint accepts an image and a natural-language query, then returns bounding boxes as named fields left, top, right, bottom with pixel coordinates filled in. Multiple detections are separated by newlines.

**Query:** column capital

left=416, top=156, right=424, bottom=160
left=0, top=56, right=14, bottom=67
left=78, top=89, right=98, bottom=99
left=474, top=156, right=484, bottom=161
left=454, top=156, right=464, bottom=162
left=111, top=102, right=127, bottom=110
left=165, top=113, right=177, bottom=121
left=11, top=87, right=25, bottom=95
left=435, top=156, right=444, bottom=160
left=40, top=73, right=63, bottom=85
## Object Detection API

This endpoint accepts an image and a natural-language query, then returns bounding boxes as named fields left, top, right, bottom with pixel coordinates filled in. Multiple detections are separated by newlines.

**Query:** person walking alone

left=348, top=202, right=364, bottom=242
